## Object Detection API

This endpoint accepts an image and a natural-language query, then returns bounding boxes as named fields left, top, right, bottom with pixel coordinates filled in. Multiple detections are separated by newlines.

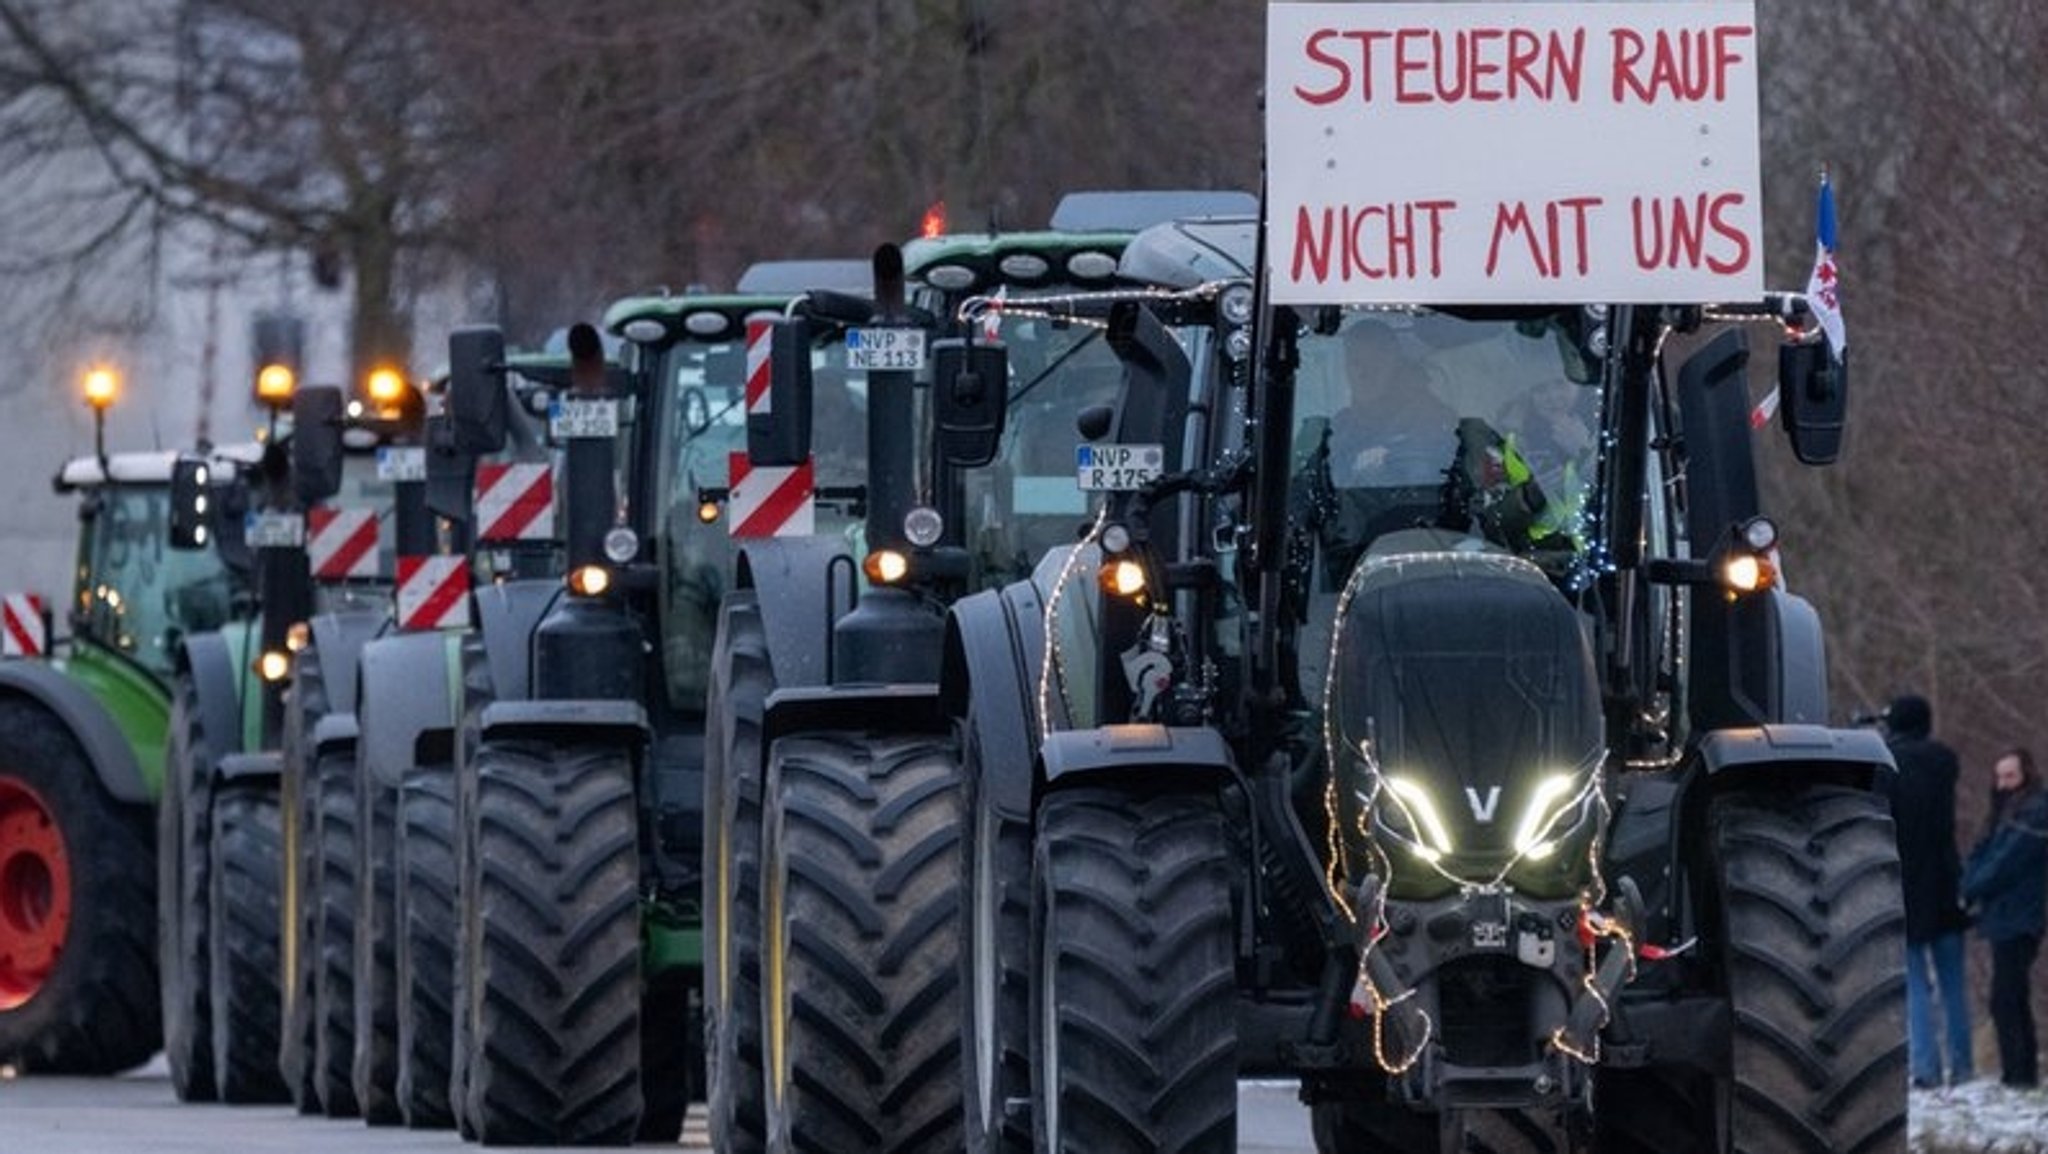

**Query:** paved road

left=0, top=1059, right=1318, bottom=1152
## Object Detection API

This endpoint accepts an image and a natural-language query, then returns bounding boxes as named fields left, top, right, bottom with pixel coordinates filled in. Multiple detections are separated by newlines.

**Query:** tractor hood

left=1327, top=549, right=1604, bottom=899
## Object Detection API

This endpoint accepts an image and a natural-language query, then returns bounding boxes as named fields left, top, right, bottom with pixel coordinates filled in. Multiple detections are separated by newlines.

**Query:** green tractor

left=0, top=395, right=261, bottom=1075
left=942, top=211, right=1901, bottom=1153
left=702, top=191, right=1254, bottom=1154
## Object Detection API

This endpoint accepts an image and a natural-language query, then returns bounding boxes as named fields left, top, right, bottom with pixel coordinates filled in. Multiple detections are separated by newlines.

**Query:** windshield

left=75, top=486, right=242, bottom=681
left=964, top=305, right=1130, bottom=588
left=656, top=334, right=870, bottom=711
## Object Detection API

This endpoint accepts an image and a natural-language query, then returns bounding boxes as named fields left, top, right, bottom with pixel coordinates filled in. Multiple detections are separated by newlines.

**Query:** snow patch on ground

left=1913, top=1079, right=2048, bottom=1153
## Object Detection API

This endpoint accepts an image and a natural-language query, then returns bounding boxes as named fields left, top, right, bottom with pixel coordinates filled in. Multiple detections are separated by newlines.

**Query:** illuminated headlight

left=1383, top=776, right=1455, bottom=860
left=864, top=549, right=910, bottom=584
left=1065, top=251, right=1119, bottom=281
left=194, top=465, right=209, bottom=486
left=1099, top=558, right=1148, bottom=599
left=193, top=524, right=208, bottom=546
left=683, top=311, right=730, bottom=337
left=1225, top=329, right=1254, bottom=363
left=603, top=527, right=640, bottom=564
left=621, top=318, right=668, bottom=343
left=1511, top=773, right=1584, bottom=862
left=925, top=265, right=977, bottom=292
left=697, top=500, right=720, bottom=525
left=903, top=506, right=944, bottom=548
left=998, top=253, right=1050, bottom=280
left=1218, top=282, right=1255, bottom=327
left=1100, top=523, right=1132, bottom=554
left=256, top=649, right=292, bottom=683
left=567, top=565, right=612, bottom=597
left=285, top=621, right=311, bottom=653
left=1722, top=552, right=1774, bottom=595
left=195, top=494, right=209, bottom=514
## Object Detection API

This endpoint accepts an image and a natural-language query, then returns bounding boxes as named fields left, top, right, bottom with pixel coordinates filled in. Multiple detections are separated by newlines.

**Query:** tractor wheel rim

left=0, top=774, right=71, bottom=1010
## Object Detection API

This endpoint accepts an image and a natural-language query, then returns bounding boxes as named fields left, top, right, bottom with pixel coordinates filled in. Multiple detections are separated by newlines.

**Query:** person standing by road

left=1875, top=694, right=1976, bottom=1088
left=1963, top=746, right=2048, bottom=1089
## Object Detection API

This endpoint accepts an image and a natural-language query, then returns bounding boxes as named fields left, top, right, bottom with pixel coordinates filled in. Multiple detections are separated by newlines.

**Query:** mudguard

left=761, top=683, right=943, bottom=750
left=307, top=606, right=389, bottom=717
left=1695, top=725, right=1893, bottom=786
left=473, top=578, right=557, bottom=704
left=478, top=699, right=648, bottom=746
left=1038, top=724, right=1237, bottom=788
left=310, top=710, right=359, bottom=757
left=0, top=661, right=151, bottom=804
left=1771, top=589, right=1829, bottom=724
left=215, top=750, right=283, bottom=784
left=178, top=629, right=247, bottom=772
left=356, top=630, right=458, bottom=790
left=941, top=587, right=1042, bottom=824
left=735, top=536, right=854, bottom=692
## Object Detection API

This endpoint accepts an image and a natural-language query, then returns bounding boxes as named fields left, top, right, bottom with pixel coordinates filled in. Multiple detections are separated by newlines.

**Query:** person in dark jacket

left=1875, top=694, right=1975, bottom=1087
left=1963, top=745, right=2048, bottom=1088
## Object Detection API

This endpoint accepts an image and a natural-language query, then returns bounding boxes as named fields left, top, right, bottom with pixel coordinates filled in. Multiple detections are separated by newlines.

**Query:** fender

left=0, top=660, right=152, bottom=805
left=215, top=750, right=283, bottom=785
left=761, top=684, right=944, bottom=751
left=310, top=710, right=359, bottom=759
left=1770, top=589, right=1830, bottom=725
left=941, top=586, right=1041, bottom=824
left=307, top=606, right=390, bottom=717
left=178, top=629, right=247, bottom=772
left=479, top=699, right=648, bottom=747
left=735, top=536, right=855, bottom=693
left=473, top=578, right=558, bottom=703
left=1695, top=724, right=1893, bottom=787
left=1038, top=724, right=1237, bottom=789
left=356, top=630, right=458, bottom=790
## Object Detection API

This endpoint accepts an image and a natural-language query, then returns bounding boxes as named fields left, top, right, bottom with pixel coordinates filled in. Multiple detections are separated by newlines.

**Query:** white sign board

left=1266, top=1, right=1762, bottom=305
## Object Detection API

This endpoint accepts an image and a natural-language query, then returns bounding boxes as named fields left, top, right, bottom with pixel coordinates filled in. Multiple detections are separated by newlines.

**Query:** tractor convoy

left=0, top=4, right=1906, bottom=1153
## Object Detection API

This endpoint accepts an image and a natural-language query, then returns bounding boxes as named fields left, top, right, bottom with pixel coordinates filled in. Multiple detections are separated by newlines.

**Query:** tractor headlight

left=1511, top=773, right=1584, bottom=862
left=285, top=621, right=311, bottom=653
left=1218, top=282, right=1255, bottom=327
left=1383, top=775, right=1456, bottom=861
left=567, top=565, right=612, bottom=597
left=255, top=649, right=292, bottom=683
left=903, top=506, right=944, bottom=548
left=863, top=549, right=910, bottom=585
left=1099, top=558, right=1148, bottom=600
left=602, top=527, right=640, bottom=564
left=1721, top=551, right=1775, bottom=596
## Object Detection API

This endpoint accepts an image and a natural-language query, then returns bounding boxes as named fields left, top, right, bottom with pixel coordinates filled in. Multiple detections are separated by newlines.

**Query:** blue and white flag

left=1806, top=172, right=1845, bottom=362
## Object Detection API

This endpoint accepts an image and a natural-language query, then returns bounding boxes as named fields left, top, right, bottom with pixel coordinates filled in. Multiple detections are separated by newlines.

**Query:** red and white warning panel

left=474, top=462, right=555, bottom=543
left=2, top=593, right=46, bottom=658
left=395, top=556, right=471, bottom=631
left=745, top=318, right=773, bottom=417
left=307, top=507, right=381, bottom=581
left=726, top=451, right=815, bottom=538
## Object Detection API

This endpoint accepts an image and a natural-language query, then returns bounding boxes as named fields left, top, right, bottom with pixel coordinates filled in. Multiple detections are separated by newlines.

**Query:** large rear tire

left=158, top=674, right=217, bottom=1101
left=206, top=780, right=290, bottom=1102
left=960, top=716, right=1033, bottom=1154
left=705, top=592, right=774, bottom=1154
left=450, top=634, right=494, bottom=1141
left=0, top=700, right=158, bottom=1074
left=312, top=734, right=361, bottom=1118
left=467, top=739, right=643, bottom=1145
left=1030, top=787, right=1238, bottom=1154
left=1708, top=786, right=1906, bottom=1154
left=395, top=763, right=456, bottom=1129
left=351, top=743, right=402, bottom=1124
left=760, top=731, right=963, bottom=1154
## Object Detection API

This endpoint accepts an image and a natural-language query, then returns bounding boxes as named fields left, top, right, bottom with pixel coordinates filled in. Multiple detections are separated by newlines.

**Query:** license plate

left=245, top=511, right=305, bottom=548
left=845, top=327, right=927, bottom=372
left=1076, top=443, right=1164, bottom=491
left=549, top=397, right=619, bottom=439
left=377, top=446, right=426, bottom=482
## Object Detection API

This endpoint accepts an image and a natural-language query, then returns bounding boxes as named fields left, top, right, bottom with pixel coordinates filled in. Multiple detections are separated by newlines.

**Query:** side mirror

left=1779, top=340, right=1846, bottom=466
left=931, top=338, right=1009, bottom=468
left=290, top=386, right=346, bottom=505
left=424, top=413, right=475, bottom=525
left=448, top=325, right=509, bottom=454
left=747, top=317, right=813, bottom=468
left=168, top=455, right=211, bottom=550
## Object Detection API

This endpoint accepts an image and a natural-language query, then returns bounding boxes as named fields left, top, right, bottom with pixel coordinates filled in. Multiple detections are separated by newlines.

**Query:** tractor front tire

left=351, top=756, right=402, bottom=1124
left=158, top=675, right=217, bottom=1101
left=312, top=738, right=361, bottom=1118
left=206, top=780, right=290, bottom=1102
left=760, top=731, right=964, bottom=1154
left=466, top=739, right=643, bottom=1145
left=1030, top=787, right=1238, bottom=1154
left=395, top=764, right=457, bottom=1129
